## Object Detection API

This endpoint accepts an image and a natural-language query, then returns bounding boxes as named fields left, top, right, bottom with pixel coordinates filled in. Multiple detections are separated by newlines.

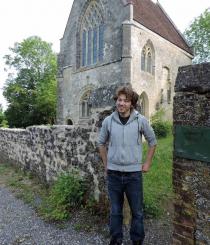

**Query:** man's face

left=116, top=94, right=132, bottom=115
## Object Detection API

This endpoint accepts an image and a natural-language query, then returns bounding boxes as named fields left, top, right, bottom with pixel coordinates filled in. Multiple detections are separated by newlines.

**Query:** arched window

left=80, top=1, right=104, bottom=67
left=80, top=91, right=91, bottom=118
left=141, top=41, right=155, bottom=75
left=147, top=51, right=152, bottom=73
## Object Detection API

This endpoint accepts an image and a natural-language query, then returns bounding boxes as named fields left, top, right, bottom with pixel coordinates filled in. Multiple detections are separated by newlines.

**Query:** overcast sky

left=0, top=0, right=209, bottom=110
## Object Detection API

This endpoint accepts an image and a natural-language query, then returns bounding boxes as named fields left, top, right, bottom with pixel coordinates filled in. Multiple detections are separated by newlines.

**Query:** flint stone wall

left=0, top=84, right=122, bottom=202
left=173, top=63, right=210, bottom=244
left=0, top=124, right=106, bottom=201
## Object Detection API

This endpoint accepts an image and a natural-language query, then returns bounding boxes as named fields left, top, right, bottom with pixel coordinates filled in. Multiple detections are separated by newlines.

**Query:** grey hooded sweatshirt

left=98, top=110, right=157, bottom=172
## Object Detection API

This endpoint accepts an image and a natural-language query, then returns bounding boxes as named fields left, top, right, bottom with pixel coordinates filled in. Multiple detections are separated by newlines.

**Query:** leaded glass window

left=87, top=29, right=92, bottom=65
left=82, top=101, right=86, bottom=117
left=141, top=49, right=146, bottom=71
left=99, top=24, right=104, bottom=61
left=80, top=1, right=104, bottom=67
left=93, top=27, right=98, bottom=64
left=82, top=31, right=87, bottom=66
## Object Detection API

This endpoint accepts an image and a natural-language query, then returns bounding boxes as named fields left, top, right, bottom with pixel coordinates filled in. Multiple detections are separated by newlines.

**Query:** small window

left=82, top=101, right=86, bottom=117
left=141, top=49, right=146, bottom=71
left=147, top=52, right=152, bottom=73
left=80, top=91, right=91, bottom=118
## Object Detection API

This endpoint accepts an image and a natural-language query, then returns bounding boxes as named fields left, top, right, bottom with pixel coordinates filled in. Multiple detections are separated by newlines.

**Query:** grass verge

left=0, top=164, right=48, bottom=208
left=143, top=134, right=173, bottom=217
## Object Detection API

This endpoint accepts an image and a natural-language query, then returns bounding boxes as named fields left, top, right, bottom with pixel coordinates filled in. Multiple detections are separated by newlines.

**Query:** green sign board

left=174, top=125, right=210, bottom=163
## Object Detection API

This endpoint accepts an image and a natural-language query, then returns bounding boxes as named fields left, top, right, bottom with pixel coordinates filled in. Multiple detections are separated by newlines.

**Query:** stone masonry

left=0, top=123, right=106, bottom=202
left=57, top=0, right=192, bottom=125
left=0, top=83, right=127, bottom=214
left=173, top=63, right=210, bottom=244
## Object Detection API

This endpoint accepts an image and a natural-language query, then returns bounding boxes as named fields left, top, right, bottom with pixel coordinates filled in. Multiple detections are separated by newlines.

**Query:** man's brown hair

left=113, top=86, right=139, bottom=109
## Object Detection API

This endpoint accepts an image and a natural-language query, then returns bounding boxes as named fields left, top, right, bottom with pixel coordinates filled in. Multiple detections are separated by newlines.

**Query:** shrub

left=0, top=119, right=9, bottom=128
left=151, top=109, right=172, bottom=138
left=40, top=171, right=88, bottom=221
left=151, top=120, right=171, bottom=138
left=150, top=108, right=165, bottom=122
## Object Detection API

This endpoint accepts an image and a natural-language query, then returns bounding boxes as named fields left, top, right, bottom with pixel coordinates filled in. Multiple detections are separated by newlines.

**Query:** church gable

left=133, top=0, right=193, bottom=55
left=60, top=0, right=131, bottom=70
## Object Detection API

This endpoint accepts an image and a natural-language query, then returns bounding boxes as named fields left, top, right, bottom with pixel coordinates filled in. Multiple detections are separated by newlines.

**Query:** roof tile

left=133, top=0, right=193, bottom=55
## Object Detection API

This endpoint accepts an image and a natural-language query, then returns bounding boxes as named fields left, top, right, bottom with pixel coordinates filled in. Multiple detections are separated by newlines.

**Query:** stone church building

left=56, top=0, right=193, bottom=125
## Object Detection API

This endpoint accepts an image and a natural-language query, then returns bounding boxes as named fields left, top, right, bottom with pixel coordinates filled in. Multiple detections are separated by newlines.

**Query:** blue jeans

left=107, top=170, right=145, bottom=242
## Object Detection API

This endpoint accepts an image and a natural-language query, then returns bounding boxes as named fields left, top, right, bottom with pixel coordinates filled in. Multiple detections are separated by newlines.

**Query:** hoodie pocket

left=108, top=145, right=141, bottom=165
left=108, top=145, right=125, bottom=165
left=122, top=145, right=140, bottom=164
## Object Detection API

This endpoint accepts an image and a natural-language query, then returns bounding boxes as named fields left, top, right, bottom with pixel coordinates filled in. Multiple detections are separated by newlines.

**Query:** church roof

left=132, top=0, right=193, bottom=55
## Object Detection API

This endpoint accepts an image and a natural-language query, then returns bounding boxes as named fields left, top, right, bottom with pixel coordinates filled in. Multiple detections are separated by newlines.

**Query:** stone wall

left=0, top=124, right=106, bottom=202
left=173, top=63, right=210, bottom=244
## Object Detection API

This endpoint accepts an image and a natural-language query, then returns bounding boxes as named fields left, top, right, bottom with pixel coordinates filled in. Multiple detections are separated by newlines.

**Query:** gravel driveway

left=0, top=186, right=172, bottom=245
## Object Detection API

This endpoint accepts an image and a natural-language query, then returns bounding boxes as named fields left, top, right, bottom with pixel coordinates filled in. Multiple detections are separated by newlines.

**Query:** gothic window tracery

left=141, top=41, right=155, bottom=75
left=80, top=1, right=105, bottom=67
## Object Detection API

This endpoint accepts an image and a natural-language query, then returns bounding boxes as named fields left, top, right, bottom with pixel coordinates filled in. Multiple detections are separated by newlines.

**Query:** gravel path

left=0, top=186, right=172, bottom=245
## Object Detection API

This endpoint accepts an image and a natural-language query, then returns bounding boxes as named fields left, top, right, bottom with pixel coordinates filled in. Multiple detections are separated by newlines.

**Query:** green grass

left=143, top=134, right=173, bottom=217
left=0, top=164, right=9, bottom=174
left=0, top=135, right=173, bottom=220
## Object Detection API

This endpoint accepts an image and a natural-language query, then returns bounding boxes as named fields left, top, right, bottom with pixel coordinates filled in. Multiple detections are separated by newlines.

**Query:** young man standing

left=98, top=86, right=157, bottom=245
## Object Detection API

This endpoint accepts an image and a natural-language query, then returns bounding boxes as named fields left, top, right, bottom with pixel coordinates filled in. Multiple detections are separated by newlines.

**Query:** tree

left=0, top=104, right=8, bottom=128
left=184, top=8, right=210, bottom=64
left=3, top=36, right=57, bottom=128
left=0, top=104, right=4, bottom=123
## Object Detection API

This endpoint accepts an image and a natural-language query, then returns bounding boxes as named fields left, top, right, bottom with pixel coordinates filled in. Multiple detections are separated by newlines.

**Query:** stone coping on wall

left=175, top=63, right=210, bottom=93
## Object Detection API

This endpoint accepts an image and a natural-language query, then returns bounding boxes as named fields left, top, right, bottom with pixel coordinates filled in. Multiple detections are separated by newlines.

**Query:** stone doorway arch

left=66, top=119, right=73, bottom=125
left=139, top=92, right=149, bottom=118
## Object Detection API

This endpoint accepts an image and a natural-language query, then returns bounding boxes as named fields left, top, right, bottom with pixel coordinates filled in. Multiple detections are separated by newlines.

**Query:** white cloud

left=158, top=0, right=209, bottom=32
